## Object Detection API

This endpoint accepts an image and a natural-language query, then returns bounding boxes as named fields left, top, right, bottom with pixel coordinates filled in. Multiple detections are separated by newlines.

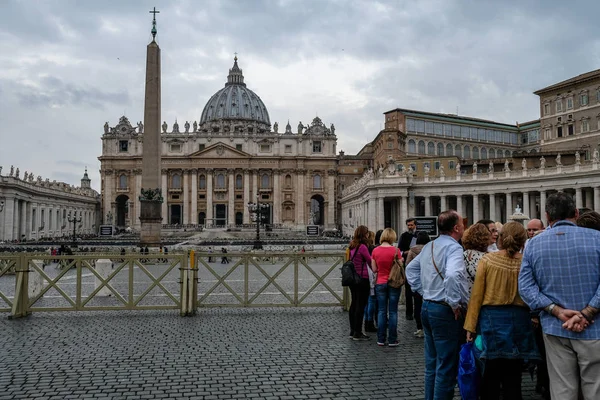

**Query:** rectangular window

left=387, top=141, right=393, bottom=149
left=544, top=103, right=550, bottom=115
left=410, top=163, right=417, bottom=172
left=449, top=161, right=455, bottom=170
left=312, top=141, right=322, bottom=152
left=556, top=100, right=562, bottom=113
left=416, top=120, right=425, bottom=133
left=486, top=130, right=493, bottom=141
left=545, top=128, right=551, bottom=140
left=285, top=145, right=292, bottom=153
left=235, top=144, right=243, bottom=151
left=434, top=123, right=443, bottom=135
left=568, top=124, right=574, bottom=136
left=583, top=120, right=590, bottom=132
left=119, top=140, right=128, bottom=152
left=460, top=126, right=469, bottom=139
left=199, top=144, right=205, bottom=151
left=425, top=121, right=434, bottom=134
left=452, top=125, right=460, bottom=137
left=597, top=90, right=600, bottom=102
left=580, top=94, right=589, bottom=106
left=443, top=124, right=452, bottom=136
left=557, top=126, right=563, bottom=138
left=469, top=127, right=477, bottom=140
left=434, top=161, right=440, bottom=170
left=170, top=144, right=181, bottom=152
left=567, top=97, right=573, bottom=109
left=260, top=144, right=271, bottom=152
left=406, top=118, right=416, bottom=132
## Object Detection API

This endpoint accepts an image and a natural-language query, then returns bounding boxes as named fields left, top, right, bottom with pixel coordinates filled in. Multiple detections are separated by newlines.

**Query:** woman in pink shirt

left=371, top=228, right=403, bottom=347
left=348, top=225, right=372, bottom=341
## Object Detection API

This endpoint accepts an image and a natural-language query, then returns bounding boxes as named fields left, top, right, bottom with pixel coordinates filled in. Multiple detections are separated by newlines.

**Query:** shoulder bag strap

left=430, top=241, right=444, bottom=280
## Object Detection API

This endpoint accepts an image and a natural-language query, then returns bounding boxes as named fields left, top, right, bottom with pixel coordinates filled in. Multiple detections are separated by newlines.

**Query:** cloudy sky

left=1, top=0, right=599, bottom=192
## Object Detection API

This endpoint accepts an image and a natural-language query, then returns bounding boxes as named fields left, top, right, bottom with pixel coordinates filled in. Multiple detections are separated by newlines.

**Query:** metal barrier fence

left=0, top=251, right=348, bottom=318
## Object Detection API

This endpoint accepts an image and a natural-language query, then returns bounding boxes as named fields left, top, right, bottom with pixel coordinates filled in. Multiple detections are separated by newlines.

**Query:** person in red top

left=371, top=228, right=403, bottom=347
left=348, top=225, right=373, bottom=341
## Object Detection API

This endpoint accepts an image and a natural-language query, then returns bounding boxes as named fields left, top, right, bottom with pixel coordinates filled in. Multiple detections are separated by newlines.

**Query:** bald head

left=526, top=219, right=545, bottom=238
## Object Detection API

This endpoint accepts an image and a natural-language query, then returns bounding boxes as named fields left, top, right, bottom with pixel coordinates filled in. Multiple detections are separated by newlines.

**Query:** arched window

left=505, top=150, right=511, bottom=158
left=489, top=149, right=495, bottom=159
left=437, top=143, right=444, bottom=156
left=455, top=144, right=462, bottom=158
left=427, top=142, right=435, bottom=155
left=119, top=174, right=128, bottom=189
left=285, top=174, right=292, bottom=188
left=473, top=146, right=479, bottom=159
left=313, top=174, right=322, bottom=189
left=216, top=173, right=225, bottom=189
left=172, top=174, right=181, bottom=189
left=408, top=139, right=416, bottom=154
left=481, top=148, right=487, bottom=159
left=261, top=174, right=269, bottom=188
left=235, top=174, right=243, bottom=189
left=464, top=145, right=471, bottom=159
left=446, top=143, right=453, bottom=156
left=418, top=140, right=425, bottom=155
left=199, top=175, right=206, bottom=190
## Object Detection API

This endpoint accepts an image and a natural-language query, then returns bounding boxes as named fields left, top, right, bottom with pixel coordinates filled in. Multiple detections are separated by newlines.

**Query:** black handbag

left=341, top=246, right=363, bottom=287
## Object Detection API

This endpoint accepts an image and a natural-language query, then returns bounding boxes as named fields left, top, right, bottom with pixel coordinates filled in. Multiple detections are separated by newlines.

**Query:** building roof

left=534, top=68, right=600, bottom=95
left=385, top=108, right=519, bottom=131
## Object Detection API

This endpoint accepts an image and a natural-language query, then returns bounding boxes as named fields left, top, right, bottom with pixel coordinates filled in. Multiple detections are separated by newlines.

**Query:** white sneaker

left=414, top=329, right=424, bottom=338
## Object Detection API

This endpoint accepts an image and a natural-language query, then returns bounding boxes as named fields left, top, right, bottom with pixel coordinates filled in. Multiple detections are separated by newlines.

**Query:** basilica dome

left=199, top=57, right=271, bottom=129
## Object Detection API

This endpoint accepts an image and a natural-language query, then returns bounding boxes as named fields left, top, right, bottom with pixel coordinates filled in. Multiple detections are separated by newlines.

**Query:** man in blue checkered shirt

left=519, top=192, right=600, bottom=400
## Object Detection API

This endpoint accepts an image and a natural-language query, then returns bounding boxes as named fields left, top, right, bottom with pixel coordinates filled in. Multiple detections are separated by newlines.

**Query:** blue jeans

left=364, top=294, right=377, bottom=322
left=375, top=283, right=400, bottom=343
left=422, top=300, right=464, bottom=400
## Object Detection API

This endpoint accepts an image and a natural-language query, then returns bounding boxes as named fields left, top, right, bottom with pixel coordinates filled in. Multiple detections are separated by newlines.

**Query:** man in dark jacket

left=398, top=218, right=418, bottom=320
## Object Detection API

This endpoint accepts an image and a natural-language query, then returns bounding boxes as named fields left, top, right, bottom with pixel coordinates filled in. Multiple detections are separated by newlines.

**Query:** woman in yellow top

left=464, top=221, right=539, bottom=400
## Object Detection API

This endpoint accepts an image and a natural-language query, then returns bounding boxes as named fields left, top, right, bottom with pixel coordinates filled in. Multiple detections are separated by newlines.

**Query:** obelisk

left=139, top=7, right=162, bottom=245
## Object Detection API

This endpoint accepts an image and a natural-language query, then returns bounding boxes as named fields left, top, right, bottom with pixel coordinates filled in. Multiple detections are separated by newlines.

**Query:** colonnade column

left=440, top=195, right=447, bottom=212
left=243, top=170, right=250, bottom=224
left=228, top=169, right=235, bottom=226
left=540, top=191, right=547, bottom=226
left=104, top=171, right=113, bottom=224
left=594, top=187, right=600, bottom=213
left=161, top=169, right=168, bottom=224
left=273, top=170, right=281, bottom=225
left=377, top=197, right=384, bottom=231
left=456, top=195, right=463, bottom=218
left=472, top=194, right=479, bottom=223
left=135, top=170, right=142, bottom=229
left=206, top=169, right=213, bottom=223
left=575, top=187, right=583, bottom=209
left=424, top=195, right=431, bottom=216
left=182, top=170, right=190, bottom=225
left=505, top=193, right=512, bottom=222
left=25, top=201, right=32, bottom=240
left=489, top=193, right=496, bottom=222
left=401, top=196, right=408, bottom=228
left=368, top=197, right=376, bottom=229
left=3, top=198, right=14, bottom=241
left=297, top=171, right=305, bottom=225
left=191, top=169, right=198, bottom=225
left=327, top=170, right=335, bottom=228
left=523, top=191, right=530, bottom=221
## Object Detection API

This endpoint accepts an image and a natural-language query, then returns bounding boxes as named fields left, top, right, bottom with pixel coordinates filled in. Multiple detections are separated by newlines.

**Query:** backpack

left=341, top=246, right=363, bottom=287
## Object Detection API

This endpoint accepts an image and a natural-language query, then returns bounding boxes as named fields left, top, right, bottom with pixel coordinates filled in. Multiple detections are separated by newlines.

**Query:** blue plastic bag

left=458, top=342, right=480, bottom=400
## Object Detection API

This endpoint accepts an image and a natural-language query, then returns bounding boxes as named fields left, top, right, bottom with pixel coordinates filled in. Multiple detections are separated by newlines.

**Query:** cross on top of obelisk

left=149, top=7, right=160, bottom=40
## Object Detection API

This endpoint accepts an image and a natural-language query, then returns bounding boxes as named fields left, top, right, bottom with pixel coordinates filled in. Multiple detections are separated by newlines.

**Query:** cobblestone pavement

left=0, top=307, right=545, bottom=400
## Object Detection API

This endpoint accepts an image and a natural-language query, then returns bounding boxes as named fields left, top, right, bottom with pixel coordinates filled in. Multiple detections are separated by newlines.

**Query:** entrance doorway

left=198, top=212, right=206, bottom=225
left=235, top=212, right=243, bottom=225
left=170, top=205, right=182, bottom=225
left=310, top=195, right=324, bottom=225
left=215, top=204, right=226, bottom=226
left=116, top=195, right=129, bottom=227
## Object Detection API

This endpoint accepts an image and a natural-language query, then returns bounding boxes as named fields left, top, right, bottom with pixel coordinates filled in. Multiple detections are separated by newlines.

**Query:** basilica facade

left=99, top=58, right=338, bottom=231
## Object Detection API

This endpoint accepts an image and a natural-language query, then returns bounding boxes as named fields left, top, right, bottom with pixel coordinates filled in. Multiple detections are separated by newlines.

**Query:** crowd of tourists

left=345, top=192, right=600, bottom=400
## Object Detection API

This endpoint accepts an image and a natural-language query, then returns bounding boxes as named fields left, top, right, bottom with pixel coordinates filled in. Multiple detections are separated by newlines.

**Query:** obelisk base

left=140, top=200, right=162, bottom=245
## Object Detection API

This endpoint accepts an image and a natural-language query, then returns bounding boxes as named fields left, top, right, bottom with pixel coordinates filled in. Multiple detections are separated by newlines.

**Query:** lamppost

left=247, top=196, right=269, bottom=250
left=67, top=211, right=82, bottom=247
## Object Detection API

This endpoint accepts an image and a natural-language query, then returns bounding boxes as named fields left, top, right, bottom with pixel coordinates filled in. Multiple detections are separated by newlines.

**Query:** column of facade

left=206, top=169, right=214, bottom=222
left=191, top=169, right=198, bottom=225
left=523, top=191, right=530, bottom=221
left=243, top=170, right=250, bottom=224
left=368, top=197, right=377, bottom=230
left=161, top=170, right=168, bottom=224
left=182, top=170, right=190, bottom=225
left=471, top=194, right=478, bottom=223
left=327, top=171, right=335, bottom=228
left=103, top=171, right=113, bottom=225
left=15, top=201, right=22, bottom=239
left=228, top=169, right=235, bottom=226
left=273, top=170, right=281, bottom=225
left=401, top=196, right=408, bottom=228
left=575, top=187, right=583, bottom=209
left=424, top=195, right=431, bottom=216
left=377, top=197, right=384, bottom=231
left=489, top=194, right=496, bottom=222
left=540, top=191, right=547, bottom=226
left=4, top=198, right=15, bottom=241
left=135, top=170, right=142, bottom=229
left=594, top=187, right=600, bottom=213
left=297, top=171, right=305, bottom=225
left=25, top=201, right=32, bottom=240
left=505, top=193, right=512, bottom=222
